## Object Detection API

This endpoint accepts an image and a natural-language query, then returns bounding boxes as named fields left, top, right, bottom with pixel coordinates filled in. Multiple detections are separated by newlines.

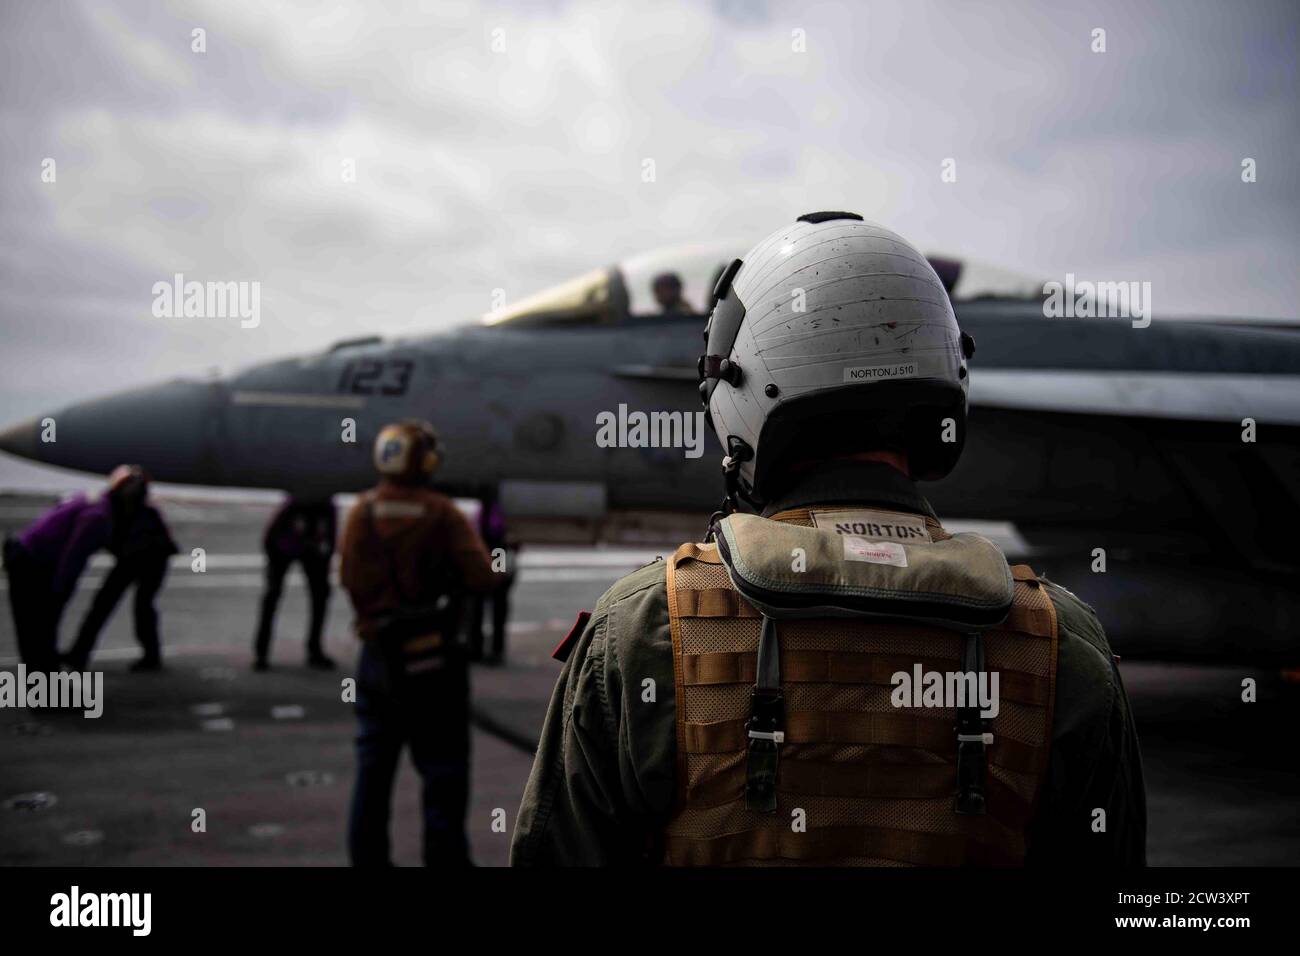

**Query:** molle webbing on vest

left=679, top=651, right=1050, bottom=706
left=662, top=531, right=1058, bottom=867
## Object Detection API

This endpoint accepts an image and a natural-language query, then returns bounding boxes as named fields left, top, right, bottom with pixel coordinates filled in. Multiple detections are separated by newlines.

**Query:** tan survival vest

left=660, top=506, right=1059, bottom=866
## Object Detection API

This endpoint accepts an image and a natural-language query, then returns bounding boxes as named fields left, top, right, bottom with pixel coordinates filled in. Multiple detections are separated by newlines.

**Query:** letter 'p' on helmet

left=698, top=212, right=975, bottom=505
left=373, top=420, right=441, bottom=483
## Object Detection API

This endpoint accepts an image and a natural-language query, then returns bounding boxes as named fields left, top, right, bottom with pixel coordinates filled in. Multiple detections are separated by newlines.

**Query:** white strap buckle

left=748, top=729, right=785, bottom=743
left=957, top=732, right=994, bottom=745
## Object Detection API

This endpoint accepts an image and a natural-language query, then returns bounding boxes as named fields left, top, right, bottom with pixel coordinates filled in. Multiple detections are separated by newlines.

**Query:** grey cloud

left=0, top=0, right=1295, bottom=452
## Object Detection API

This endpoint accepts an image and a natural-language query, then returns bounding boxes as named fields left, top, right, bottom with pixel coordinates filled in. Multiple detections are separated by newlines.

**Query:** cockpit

left=481, top=244, right=728, bottom=328
left=481, top=243, right=1044, bottom=328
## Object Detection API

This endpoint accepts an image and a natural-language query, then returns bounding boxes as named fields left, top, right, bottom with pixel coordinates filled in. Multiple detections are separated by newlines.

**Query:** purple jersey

left=18, top=493, right=114, bottom=599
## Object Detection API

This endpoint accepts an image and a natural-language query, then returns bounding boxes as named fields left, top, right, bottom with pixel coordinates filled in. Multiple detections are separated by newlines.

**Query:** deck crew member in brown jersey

left=340, top=419, right=496, bottom=866
left=511, top=214, right=1145, bottom=866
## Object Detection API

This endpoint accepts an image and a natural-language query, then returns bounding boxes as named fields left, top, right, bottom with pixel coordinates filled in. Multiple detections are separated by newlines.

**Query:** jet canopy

left=480, top=243, right=1044, bottom=328
left=480, top=267, right=618, bottom=327
left=481, top=243, right=737, bottom=328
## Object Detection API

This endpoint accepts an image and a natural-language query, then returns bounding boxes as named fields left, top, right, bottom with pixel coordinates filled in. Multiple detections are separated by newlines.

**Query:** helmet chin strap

left=705, top=452, right=759, bottom=542
left=703, top=458, right=737, bottom=542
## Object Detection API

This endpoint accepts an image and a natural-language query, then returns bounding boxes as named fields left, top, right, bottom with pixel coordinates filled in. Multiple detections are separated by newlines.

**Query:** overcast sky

left=1, top=0, right=1297, bottom=485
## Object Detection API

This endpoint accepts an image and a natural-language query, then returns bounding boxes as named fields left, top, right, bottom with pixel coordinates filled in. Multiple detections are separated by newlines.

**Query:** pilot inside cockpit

left=651, top=272, right=696, bottom=316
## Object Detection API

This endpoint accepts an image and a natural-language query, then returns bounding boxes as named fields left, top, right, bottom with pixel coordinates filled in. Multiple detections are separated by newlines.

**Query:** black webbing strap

left=954, top=631, right=990, bottom=815
left=745, top=615, right=785, bottom=812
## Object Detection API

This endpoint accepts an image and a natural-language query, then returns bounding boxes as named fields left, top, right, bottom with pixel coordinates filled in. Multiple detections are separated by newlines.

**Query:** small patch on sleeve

left=551, top=610, right=591, bottom=663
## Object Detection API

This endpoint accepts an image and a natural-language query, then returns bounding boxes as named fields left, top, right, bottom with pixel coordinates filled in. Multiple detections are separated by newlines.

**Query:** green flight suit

left=511, top=462, right=1146, bottom=866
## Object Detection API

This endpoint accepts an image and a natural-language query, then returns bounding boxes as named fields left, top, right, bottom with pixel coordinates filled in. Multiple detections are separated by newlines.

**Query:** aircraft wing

left=969, top=370, right=1300, bottom=426
left=612, top=364, right=1300, bottom=426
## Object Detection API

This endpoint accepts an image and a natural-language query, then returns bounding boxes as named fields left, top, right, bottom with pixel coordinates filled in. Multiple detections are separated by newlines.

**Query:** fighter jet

left=2, top=243, right=1298, bottom=660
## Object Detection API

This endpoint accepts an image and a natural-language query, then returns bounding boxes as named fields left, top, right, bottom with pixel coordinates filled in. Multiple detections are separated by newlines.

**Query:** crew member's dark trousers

left=66, top=554, right=169, bottom=667
left=348, top=641, right=471, bottom=867
left=3, top=540, right=60, bottom=670
left=253, top=550, right=331, bottom=661
left=468, top=578, right=512, bottom=661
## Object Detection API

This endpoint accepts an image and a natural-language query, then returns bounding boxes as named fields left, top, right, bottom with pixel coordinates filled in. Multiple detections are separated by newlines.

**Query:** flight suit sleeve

left=511, top=563, right=677, bottom=866
left=440, top=500, right=496, bottom=592
left=1027, top=583, right=1147, bottom=866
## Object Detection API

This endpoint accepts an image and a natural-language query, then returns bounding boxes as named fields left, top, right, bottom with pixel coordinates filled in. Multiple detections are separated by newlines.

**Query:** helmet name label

left=810, top=509, right=932, bottom=543
left=843, top=536, right=908, bottom=567
left=842, top=362, right=919, bottom=382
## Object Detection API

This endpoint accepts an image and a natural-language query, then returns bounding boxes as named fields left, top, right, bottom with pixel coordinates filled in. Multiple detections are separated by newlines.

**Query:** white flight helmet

left=698, top=212, right=974, bottom=507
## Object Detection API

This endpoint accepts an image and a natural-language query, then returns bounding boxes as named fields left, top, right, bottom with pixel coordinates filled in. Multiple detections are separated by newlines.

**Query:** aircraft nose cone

left=0, top=382, right=220, bottom=483
left=0, top=416, right=42, bottom=460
